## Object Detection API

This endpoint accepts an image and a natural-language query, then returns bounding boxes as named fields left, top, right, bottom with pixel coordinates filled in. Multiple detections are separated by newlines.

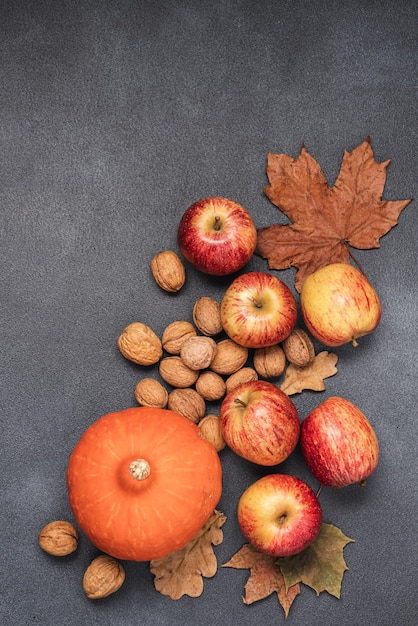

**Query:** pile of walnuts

left=117, top=250, right=316, bottom=453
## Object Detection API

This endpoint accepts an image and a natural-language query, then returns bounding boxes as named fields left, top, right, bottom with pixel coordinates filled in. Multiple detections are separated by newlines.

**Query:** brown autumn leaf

left=150, top=509, right=226, bottom=600
left=278, top=523, right=355, bottom=598
left=223, top=542, right=300, bottom=618
left=256, top=137, right=412, bottom=292
left=280, top=351, right=338, bottom=395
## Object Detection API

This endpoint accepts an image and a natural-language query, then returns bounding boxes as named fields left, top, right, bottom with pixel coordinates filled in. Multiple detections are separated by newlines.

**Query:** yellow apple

left=300, top=263, right=381, bottom=347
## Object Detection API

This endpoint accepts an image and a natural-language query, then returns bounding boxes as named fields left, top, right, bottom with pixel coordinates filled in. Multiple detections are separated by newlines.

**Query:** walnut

left=168, top=388, right=206, bottom=423
left=180, top=336, right=217, bottom=370
left=159, top=356, right=199, bottom=388
left=192, top=296, right=223, bottom=336
left=38, top=520, right=78, bottom=556
left=210, top=339, right=249, bottom=375
left=83, top=554, right=125, bottom=600
left=198, top=414, right=226, bottom=451
left=253, top=344, right=286, bottom=379
left=162, top=320, right=197, bottom=355
left=117, top=322, right=162, bottom=366
left=134, top=377, right=168, bottom=408
left=195, top=371, right=226, bottom=401
left=150, top=250, right=186, bottom=292
left=225, top=367, right=258, bottom=394
left=281, top=328, right=316, bottom=367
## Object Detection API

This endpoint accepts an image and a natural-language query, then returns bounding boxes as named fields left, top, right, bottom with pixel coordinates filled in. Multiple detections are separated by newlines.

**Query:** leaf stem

left=345, top=244, right=367, bottom=277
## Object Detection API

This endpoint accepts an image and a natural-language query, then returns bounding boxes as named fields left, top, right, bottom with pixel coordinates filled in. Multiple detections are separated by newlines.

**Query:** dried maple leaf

left=278, top=523, right=355, bottom=598
left=256, top=138, right=412, bottom=291
left=149, top=509, right=226, bottom=600
left=223, top=542, right=300, bottom=618
left=280, top=351, right=338, bottom=395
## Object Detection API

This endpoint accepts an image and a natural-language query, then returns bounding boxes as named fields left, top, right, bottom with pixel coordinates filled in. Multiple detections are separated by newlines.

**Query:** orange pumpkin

left=66, top=407, right=222, bottom=561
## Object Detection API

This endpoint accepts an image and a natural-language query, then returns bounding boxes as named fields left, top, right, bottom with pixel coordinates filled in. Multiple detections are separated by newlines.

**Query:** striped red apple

left=237, top=474, right=322, bottom=557
left=220, top=271, right=297, bottom=349
left=177, top=196, right=257, bottom=276
left=219, top=380, right=300, bottom=466
left=300, top=396, right=379, bottom=488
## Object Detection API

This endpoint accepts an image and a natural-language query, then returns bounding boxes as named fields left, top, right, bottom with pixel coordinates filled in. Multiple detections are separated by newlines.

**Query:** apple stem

left=316, top=484, right=323, bottom=498
left=214, top=216, right=222, bottom=231
left=234, top=398, right=247, bottom=408
left=252, top=298, right=263, bottom=309
left=352, top=337, right=359, bottom=347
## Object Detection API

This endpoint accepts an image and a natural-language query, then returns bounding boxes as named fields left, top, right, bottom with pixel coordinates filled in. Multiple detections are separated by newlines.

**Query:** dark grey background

left=1, top=1, right=416, bottom=625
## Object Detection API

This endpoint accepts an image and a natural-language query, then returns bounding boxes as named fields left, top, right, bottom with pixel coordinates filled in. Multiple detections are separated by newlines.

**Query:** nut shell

left=134, top=378, right=168, bottom=408
left=210, top=339, right=248, bottom=375
left=225, top=367, right=258, bottom=394
left=38, top=520, right=78, bottom=556
left=117, top=322, right=162, bottom=366
left=151, top=250, right=186, bottom=292
left=168, top=388, right=206, bottom=423
left=195, top=371, right=226, bottom=401
left=192, top=296, right=223, bottom=336
left=83, top=554, right=125, bottom=600
left=253, top=344, right=286, bottom=379
left=162, top=321, right=196, bottom=355
left=159, top=356, right=199, bottom=388
left=180, top=336, right=217, bottom=370
left=198, top=414, right=226, bottom=451
left=282, top=328, right=315, bottom=367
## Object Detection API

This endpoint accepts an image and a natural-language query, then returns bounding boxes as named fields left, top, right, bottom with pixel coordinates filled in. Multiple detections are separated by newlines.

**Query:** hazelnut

left=253, top=344, right=286, bottom=379
left=159, top=356, right=199, bottom=388
left=134, top=377, right=168, bottom=408
left=225, top=367, right=258, bottom=394
left=198, top=414, right=226, bottom=451
left=192, top=296, right=223, bottom=336
left=150, top=250, right=186, bottom=292
left=38, top=520, right=78, bottom=556
left=162, top=321, right=197, bottom=355
left=168, top=388, right=206, bottom=423
left=210, top=339, right=249, bottom=375
left=195, top=371, right=226, bottom=401
left=117, top=322, right=162, bottom=366
left=281, top=328, right=315, bottom=367
left=180, top=336, right=217, bottom=370
left=83, top=554, right=125, bottom=600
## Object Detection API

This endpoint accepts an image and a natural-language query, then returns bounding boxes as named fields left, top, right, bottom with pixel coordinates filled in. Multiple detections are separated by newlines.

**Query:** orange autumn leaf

left=256, top=138, right=412, bottom=292
left=150, top=510, right=226, bottom=600
left=280, top=351, right=338, bottom=395
left=223, top=543, right=300, bottom=618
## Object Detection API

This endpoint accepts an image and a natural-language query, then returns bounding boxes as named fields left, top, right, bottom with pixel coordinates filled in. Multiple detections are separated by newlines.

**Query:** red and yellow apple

left=237, top=474, right=322, bottom=557
left=220, top=271, right=297, bottom=348
left=177, top=197, right=257, bottom=276
left=219, top=380, right=300, bottom=466
left=300, top=262, right=381, bottom=347
left=300, top=396, right=379, bottom=488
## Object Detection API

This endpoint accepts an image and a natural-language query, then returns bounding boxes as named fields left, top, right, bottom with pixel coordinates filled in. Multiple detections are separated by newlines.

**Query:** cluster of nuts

left=117, top=284, right=316, bottom=452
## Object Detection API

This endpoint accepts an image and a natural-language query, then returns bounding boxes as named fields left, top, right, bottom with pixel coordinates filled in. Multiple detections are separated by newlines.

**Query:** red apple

left=220, top=271, right=297, bottom=348
left=300, top=396, right=379, bottom=488
left=300, top=262, right=381, bottom=347
left=238, top=474, right=322, bottom=557
left=177, top=197, right=257, bottom=275
left=219, top=380, right=300, bottom=466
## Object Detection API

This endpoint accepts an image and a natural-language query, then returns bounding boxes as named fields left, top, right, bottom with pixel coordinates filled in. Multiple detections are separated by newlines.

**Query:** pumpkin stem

left=129, top=459, right=151, bottom=481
